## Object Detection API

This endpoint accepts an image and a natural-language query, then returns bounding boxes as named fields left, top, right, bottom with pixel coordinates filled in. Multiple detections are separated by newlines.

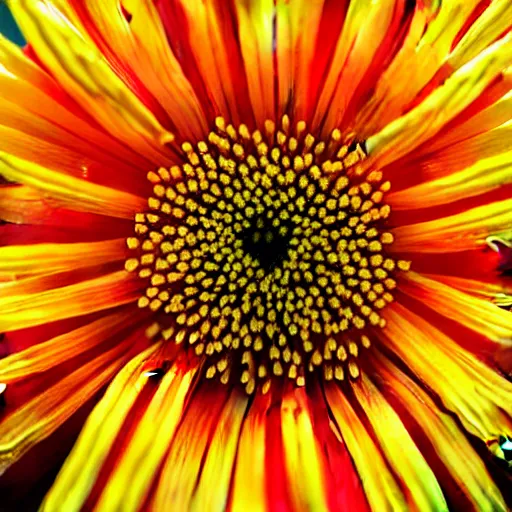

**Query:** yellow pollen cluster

left=126, top=116, right=410, bottom=393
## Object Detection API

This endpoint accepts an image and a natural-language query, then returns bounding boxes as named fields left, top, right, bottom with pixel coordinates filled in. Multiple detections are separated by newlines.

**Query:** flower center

left=126, top=116, right=410, bottom=393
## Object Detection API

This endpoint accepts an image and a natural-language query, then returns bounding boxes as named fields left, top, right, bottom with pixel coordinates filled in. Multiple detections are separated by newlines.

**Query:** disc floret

left=126, top=116, right=410, bottom=393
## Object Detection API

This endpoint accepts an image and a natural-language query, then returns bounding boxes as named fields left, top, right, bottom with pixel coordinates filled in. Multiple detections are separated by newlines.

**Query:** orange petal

left=0, top=152, right=145, bottom=219
left=0, top=122, right=146, bottom=195
left=352, top=374, right=447, bottom=511
left=324, top=384, right=408, bottom=511
left=0, top=335, right=133, bottom=475
left=274, top=0, right=293, bottom=119
left=0, top=185, right=57, bottom=225
left=0, top=270, right=140, bottom=332
left=40, top=342, right=164, bottom=512
left=374, top=351, right=507, bottom=511
left=274, top=0, right=326, bottom=121
left=8, top=0, right=175, bottom=163
left=0, top=186, right=129, bottom=240
left=391, top=198, right=512, bottom=252
left=0, top=238, right=126, bottom=276
left=0, top=266, right=113, bottom=298
left=0, top=308, right=143, bottom=382
left=382, top=302, right=512, bottom=442
left=161, top=0, right=241, bottom=126
left=400, top=271, right=512, bottom=342
left=0, top=34, right=151, bottom=172
left=64, top=0, right=208, bottom=141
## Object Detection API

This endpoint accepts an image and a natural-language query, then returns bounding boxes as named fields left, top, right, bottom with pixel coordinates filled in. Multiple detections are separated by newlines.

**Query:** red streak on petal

left=342, top=0, right=417, bottom=130
left=311, top=385, right=370, bottom=512
left=394, top=289, right=502, bottom=358
left=155, top=0, right=215, bottom=124
left=155, top=0, right=255, bottom=126
left=395, top=248, right=500, bottom=280
left=22, top=44, right=103, bottom=129
left=451, top=0, right=492, bottom=50
left=0, top=214, right=132, bottom=246
left=308, top=0, right=350, bottom=123
left=82, top=378, right=159, bottom=510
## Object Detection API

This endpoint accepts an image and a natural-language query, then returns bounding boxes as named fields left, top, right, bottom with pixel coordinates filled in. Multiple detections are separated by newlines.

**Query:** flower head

left=0, top=0, right=511, bottom=510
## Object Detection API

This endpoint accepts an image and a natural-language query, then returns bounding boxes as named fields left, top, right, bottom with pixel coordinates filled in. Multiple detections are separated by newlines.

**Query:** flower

left=0, top=0, right=512, bottom=510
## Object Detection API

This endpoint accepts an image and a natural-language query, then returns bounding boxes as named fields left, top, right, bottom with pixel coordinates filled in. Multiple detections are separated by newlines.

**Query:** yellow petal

left=383, top=302, right=512, bottom=442
left=401, top=272, right=512, bottom=342
left=354, top=0, right=478, bottom=137
left=0, top=152, right=145, bottom=219
left=94, top=364, right=196, bottom=512
left=366, top=32, right=512, bottom=168
left=62, top=0, right=207, bottom=141
left=353, top=374, right=448, bottom=512
left=0, top=238, right=125, bottom=276
left=234, top=0, right=275, bottom=124
left=400, top=121, right=512, bottom=190
left=189, top=391, right=249, bottom=511
left=324, top=384, right=408, bottom=512
left=422, top=273, right=512, bottom=307
left=40, top=342, right=164, bottom=512
left=313, top=0, right=399, bottom=135
left=275, top=0, right=325, bottom=120
left=151, top=386, right=228, bottom=510
left=0, top=35, right=151, bottom=171
left=448, top=0, right=512, bottom=70
left=230, top=394, right=269, bottom=512
left=388, top=149, right=512, bottom=209
left=0, top=270, right=140, bottom=332
left=0, top=123, right=144, bottom=193
left=8, top=0, right=175, bottom=163
left=375, top=351, right=507, bottom=512
left=0, top=337, right=132, bottom=475
left=391, top=198, right=512, bottom=252
left=427, top=90, right=512, bottom=155
left=0, top=308, right=141, bottom=382
left=281, top=389, right=329, bottom=512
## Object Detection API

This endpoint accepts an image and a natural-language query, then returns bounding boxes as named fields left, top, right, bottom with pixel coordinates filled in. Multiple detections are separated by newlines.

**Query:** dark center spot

left=242, top=218, right=292, bottom=271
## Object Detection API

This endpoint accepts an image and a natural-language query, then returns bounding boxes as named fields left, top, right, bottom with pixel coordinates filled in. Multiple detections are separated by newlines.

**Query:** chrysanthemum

left=0, top=0, right=511, bottom=510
